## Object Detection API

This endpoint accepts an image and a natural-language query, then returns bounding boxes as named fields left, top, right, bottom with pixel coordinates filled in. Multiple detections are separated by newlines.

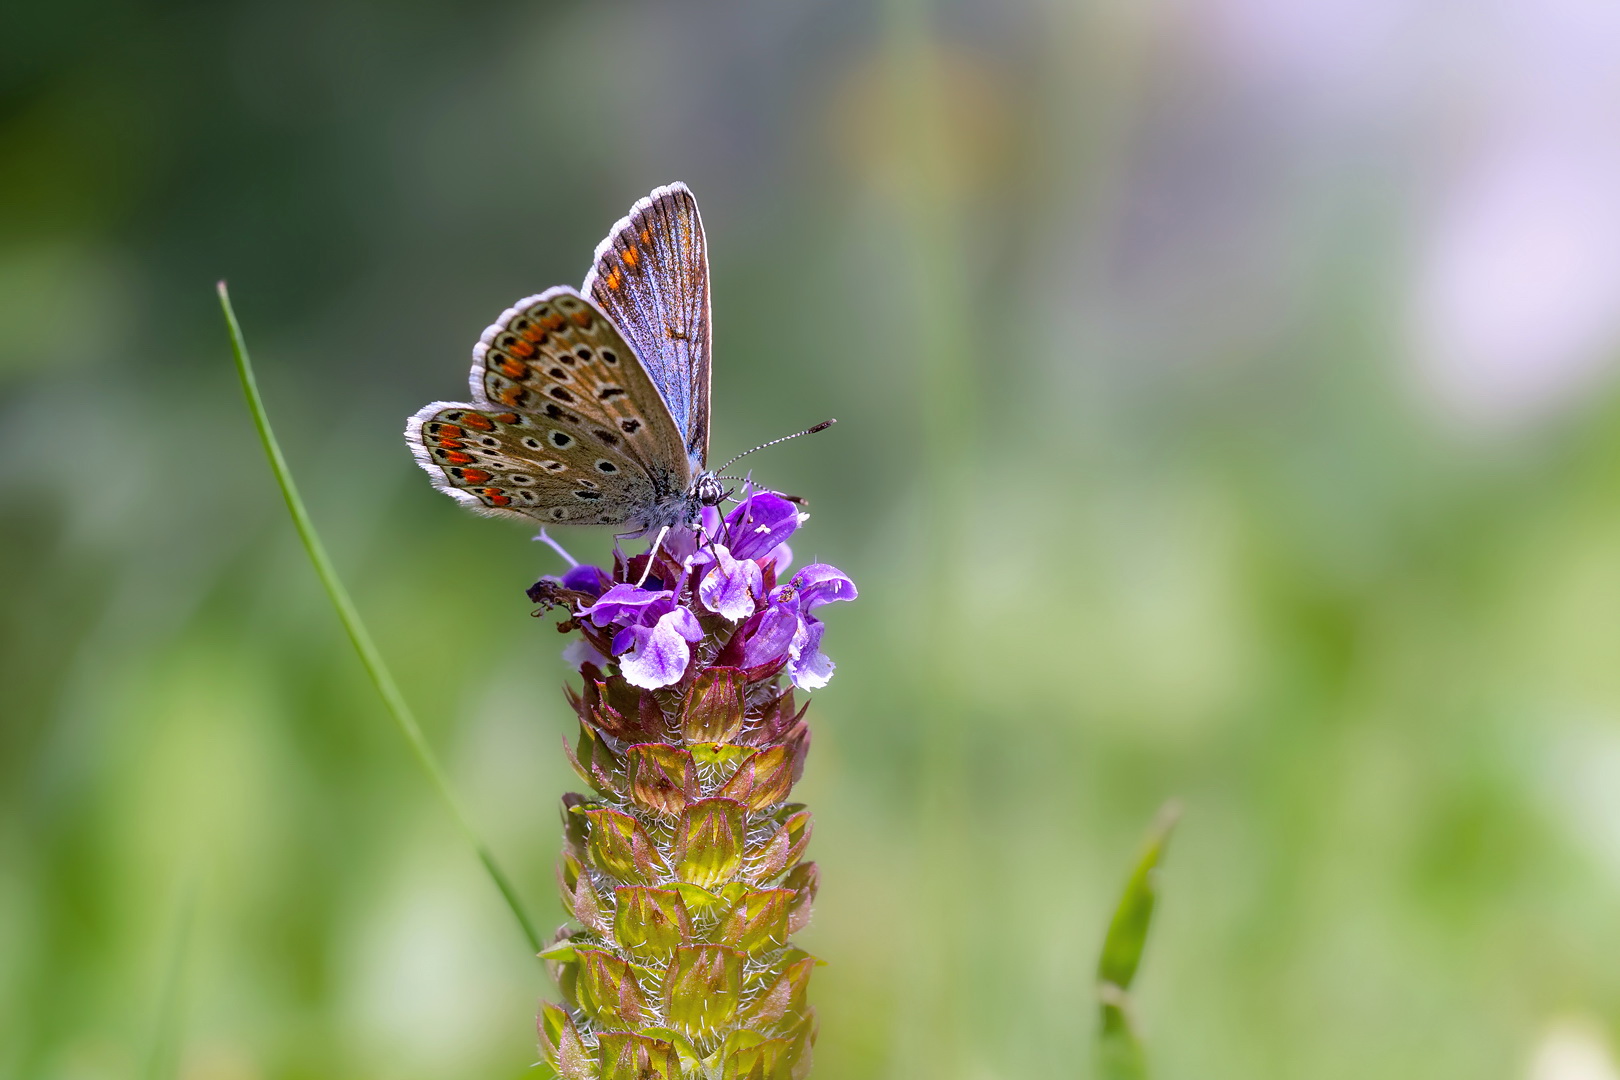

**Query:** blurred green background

left=8, top=1, right=1620, bottom=1078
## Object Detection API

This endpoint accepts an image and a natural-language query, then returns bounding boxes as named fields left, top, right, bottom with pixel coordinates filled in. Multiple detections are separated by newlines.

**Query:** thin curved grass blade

left=217, top=281, right=541, bottom=955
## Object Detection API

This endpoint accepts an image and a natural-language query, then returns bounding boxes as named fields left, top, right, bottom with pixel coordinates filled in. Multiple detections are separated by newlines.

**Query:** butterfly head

left=692, top=472, right=727, bottom=511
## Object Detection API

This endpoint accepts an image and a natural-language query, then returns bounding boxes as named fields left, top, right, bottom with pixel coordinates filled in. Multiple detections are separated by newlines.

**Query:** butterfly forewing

left=406, top=286, right=691, bottom=527
left=582, top=183, right=711, bottom=467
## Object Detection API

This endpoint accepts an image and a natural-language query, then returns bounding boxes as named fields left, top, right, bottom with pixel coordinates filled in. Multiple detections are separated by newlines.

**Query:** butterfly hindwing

left=406, top=287, right=691, bottom=527
left=407, top=405, right=654, bottom=525
left=583, top=183, right=711, bottom=468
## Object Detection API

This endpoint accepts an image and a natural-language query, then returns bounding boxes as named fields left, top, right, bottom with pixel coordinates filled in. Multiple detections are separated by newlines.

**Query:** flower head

left=530, top=487, right=854, bottom=692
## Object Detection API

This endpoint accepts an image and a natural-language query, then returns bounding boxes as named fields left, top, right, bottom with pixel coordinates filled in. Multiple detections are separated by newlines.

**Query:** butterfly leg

left=635, top=526, right=672, bottom=587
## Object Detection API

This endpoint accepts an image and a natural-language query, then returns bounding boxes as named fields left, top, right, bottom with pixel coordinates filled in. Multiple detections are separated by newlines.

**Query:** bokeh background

left=7, top=1, right=1620, bottom=1077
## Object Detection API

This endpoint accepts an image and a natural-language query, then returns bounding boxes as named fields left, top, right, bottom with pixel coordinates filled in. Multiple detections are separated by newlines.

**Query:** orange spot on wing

left=438, top=424, right=463, bottom=439
left=540, top=312, right=567, bottom=332
left=462, top=413, right=495, bottom=431
left=603, top=268, right=623, bottom=291
left=508, top=340, right=535, bottom=358
left=493, top=412, right=519, bottom=424
left=639, top=228, right=652, bottom=246
left=445, top=451, right=474, bottom=465
left=569, top=310, right=592, bottom=328
left=498, top=357, right=528, bottom=379
left=461, top=468, right=492, bottom=483
left=622, top=245, right=641, bottom=269
left=438, top=437, right=464, bottom=450
left=496, top=386, right=522, bottom=406
left=481, top=488, right=511, bottom=507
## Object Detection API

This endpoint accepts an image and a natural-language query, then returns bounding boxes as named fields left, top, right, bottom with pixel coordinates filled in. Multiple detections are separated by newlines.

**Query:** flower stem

left=217, top=281, right=541, bottom=955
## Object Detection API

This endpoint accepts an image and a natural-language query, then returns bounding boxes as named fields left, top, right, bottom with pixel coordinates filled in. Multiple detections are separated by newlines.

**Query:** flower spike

left=532, top=490, right=855, bottom=1079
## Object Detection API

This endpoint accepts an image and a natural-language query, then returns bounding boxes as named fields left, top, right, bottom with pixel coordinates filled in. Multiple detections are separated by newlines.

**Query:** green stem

left=217, top=281, right=542, bottom=955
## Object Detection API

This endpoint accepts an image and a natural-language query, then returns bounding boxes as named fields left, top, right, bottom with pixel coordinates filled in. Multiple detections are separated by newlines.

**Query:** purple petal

left=610, top=624, right=642, bottom=657
left=661, top=522, right=705, bottom=564
left=699, top=544, right=763, bottom=621
left=560, top=564, right=611, bottom=598
left=792, top=564, right=858, bottom=611
left=664, top=607, right=705, bottom=642
left=762, top=542, right=793, bottom=576
left=788, top=618, right=835, bottom=690
left=737, top=603, right=802, bottom=669
left=579, top=583, right=675, bottom=628
left=617, top=613, right=696, bottom=689
left=698, top=503, right=723, bottom=541
left=724, top=492, right=802, bottom=561
left=561, top=638, right=610, bottom=671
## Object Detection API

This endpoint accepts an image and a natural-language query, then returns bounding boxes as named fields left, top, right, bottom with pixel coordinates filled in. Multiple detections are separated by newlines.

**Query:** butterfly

left=405, top=183, right=726, bottom=533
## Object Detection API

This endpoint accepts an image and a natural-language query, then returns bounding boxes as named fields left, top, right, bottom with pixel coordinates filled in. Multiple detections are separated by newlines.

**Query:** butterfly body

left=406, top=185, right=721, bottom=532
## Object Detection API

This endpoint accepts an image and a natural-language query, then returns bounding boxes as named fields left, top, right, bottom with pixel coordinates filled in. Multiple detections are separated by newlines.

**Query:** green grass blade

left=217, top=281, right=542, bottom=956
left=1096, top=800, right=1181, bottom=1080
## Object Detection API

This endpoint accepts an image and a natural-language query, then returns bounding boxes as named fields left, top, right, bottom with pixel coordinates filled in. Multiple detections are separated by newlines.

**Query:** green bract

left=542, top=655, right=821, bottom=1080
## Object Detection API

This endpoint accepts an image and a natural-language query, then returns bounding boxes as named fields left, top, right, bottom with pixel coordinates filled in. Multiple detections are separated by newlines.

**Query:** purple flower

left=723, top=491, right=803, bottom=561
left=792, top=563, right=859, bottom=610
left=614, top=608, right=704, bottom=689
left=574, top=583, right=702, bottom=686
left=699, top=544, right=763, bottom=621
left=732, top=563, right=858, bottom=689
left=540, top=484, right=854, bottom=693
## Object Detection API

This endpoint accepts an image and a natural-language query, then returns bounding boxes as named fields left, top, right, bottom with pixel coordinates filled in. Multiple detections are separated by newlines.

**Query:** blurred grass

left=142, top=879, right=196, bottom=1080
left=5, top=2, right=1620, bottom=1080
left=1096, top=802, right=1180, bottom=1080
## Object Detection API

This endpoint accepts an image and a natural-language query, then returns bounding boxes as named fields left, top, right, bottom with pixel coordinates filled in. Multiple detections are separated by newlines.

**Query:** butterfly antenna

left=715, top=419, right=836, bottom=476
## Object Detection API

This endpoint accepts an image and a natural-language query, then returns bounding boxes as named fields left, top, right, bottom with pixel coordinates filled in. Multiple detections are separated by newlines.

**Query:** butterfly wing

left=406, top=286, right=692, bottom=528
left=582, top=183, right=711, bottom=469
